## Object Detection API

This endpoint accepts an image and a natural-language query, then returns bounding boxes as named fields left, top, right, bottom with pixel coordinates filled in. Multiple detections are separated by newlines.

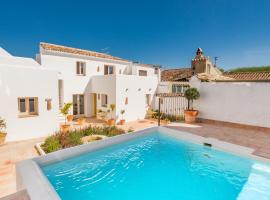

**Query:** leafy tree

left=184, top=88, right=200, bottom=110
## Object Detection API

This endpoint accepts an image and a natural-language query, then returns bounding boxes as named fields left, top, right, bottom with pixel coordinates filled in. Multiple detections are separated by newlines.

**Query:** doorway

left=73, top=94, right=85, bottom=116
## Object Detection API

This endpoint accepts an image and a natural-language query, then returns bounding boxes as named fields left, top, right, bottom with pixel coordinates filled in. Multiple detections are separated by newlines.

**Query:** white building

left=0, top=48, right=59, bottom=141
left=0, top=43, right=160, bottom=141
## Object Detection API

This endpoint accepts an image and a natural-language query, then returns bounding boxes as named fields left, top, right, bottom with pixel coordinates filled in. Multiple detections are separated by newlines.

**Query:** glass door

left=73, top=94, right=85, bottom=116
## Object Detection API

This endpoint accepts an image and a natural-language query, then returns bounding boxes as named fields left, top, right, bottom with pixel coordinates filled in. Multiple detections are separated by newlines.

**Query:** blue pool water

left=42, top=132, right=270, bottom=200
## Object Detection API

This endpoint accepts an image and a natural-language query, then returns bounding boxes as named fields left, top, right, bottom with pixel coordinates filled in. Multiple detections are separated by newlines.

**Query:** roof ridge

left=40, top=42, right=111, bottom=56
left=225, top=71, right=270, bottom=74
left=39, top=42, right=129, bottom=62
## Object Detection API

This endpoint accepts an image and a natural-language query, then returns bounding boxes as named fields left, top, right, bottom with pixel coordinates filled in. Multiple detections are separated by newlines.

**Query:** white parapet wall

left=0, top=65, right=59, bottom=141
left=190, top=76, right=270, bottom=128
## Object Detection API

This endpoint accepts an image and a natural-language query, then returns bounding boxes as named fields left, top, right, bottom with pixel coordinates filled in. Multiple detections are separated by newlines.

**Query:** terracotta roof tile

left=161, top=68, right=193, bottom=81
left=40, top=42, right=129, bottom=62
left=223, top=71, right=270, bottom=81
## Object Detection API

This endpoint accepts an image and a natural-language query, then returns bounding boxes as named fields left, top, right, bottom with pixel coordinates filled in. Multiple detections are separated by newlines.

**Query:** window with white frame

left=101, top=94, right=108, bottom=107
left=18, top=97, right=38, bottom=116
left=76, top=61, right=86, bottom=75
left=139, top=70, right=147, bottom=76
left=104, top=65, right=114, bottom=75
left=146, top=94, right=151, bottom=106
left=172, top=84, right=189, bottom=93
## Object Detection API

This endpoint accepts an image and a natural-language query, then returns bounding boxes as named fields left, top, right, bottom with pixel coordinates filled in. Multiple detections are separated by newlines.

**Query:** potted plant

left=0, top=117, right=7, bottom=145
left=67, top=104, right=74, bottom=123
left=77, top=117, right=86, bottom=125
left=184, top=88, right=200, bottom=123
left=107, top=104, right=116, bottom=126
left=120, top=109, right=125, bottom=125
left=60, top=103, right=73, bottom=133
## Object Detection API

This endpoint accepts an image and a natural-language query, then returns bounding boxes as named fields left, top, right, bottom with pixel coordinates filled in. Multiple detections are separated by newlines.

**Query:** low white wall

left=190, top=77, right=270, bottom=128
left=0, top=66, right=59, bottom=141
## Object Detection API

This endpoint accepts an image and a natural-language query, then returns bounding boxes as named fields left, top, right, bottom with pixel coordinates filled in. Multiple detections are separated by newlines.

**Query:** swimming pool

left=40, top=129, right=270, bottom=200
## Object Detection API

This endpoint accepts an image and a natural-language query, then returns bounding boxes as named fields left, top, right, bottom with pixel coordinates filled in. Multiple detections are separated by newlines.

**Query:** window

left=76, top=61, right=86, bottom=75
left=18, top=97, right=38, bottom=116
left=146, top=94, right=151, bottom=106
left=154, top=68, right=159, bottom=75
left=139, top=70, right=147, bottom=76
left=104, top=65, right=114, bottom=75
left=172, top=84, right=189, bottom=93
left=101, top=94, right=108, bottom=107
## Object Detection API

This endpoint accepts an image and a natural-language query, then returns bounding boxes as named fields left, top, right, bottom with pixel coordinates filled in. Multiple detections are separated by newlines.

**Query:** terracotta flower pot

left=67, top=115, right=74, bottom=122
left=77, top=118, right=86, bottom=125
left=107, top=119, right=115, bottom=126
left=184, top=110, right=199, bottom=123
left=0, top=132, right=7, bottom=146
left=60, top=124, right=70, bottom=134
left=119, top=119, right=125, bottom=125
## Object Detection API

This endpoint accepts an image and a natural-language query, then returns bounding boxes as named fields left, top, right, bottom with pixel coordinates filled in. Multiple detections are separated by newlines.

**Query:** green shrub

left=128, top=128, right=134, bottom=133
left=61, top=130, right=83, bottom=148
left=42, top=125, right=126, bottom=153
left=42, top=134, right=61, bottom=153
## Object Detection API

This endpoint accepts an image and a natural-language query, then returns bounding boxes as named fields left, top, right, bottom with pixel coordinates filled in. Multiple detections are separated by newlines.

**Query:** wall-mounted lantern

left=45, top=98, right=52, bottom=110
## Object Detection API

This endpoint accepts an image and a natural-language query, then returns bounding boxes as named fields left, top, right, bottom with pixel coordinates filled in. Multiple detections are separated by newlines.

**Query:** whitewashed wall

left=190, top=77, right=270, bottom=128
left=115, top=75, right=158, bottom=122
left=0, top=65, right=59, bottom=141
left=92, top=75, right=158, bottom=122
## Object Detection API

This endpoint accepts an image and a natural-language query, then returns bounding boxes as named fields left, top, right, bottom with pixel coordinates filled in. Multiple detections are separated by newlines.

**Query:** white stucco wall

left=39, top=53, right=131, bottom=117
left=39, top=52, right=160, bottom=120
left=190, top=77, right=270, bottom=128
left=115, top=75, right=158, bottom=122
left=0, top=65, right=59, bottom=141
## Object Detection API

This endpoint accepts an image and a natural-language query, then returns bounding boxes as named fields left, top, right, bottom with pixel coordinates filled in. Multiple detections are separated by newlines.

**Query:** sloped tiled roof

left=40, top=42, right=129, bottom=62
left=223, top=71, right=270, bottom=81
left=161, top=68, right=193, bottom=81
left=197, top=73, right=234, bottom=82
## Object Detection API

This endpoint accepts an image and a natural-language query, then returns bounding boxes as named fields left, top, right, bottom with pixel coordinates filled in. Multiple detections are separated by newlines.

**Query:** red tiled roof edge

left=223, top=71, right=270, bottom=81
left=40, top=42, right=130, bottom=62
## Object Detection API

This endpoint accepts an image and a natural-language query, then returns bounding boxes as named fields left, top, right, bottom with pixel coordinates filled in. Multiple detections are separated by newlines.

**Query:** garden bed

left=40, top=125, right=126, bottom=154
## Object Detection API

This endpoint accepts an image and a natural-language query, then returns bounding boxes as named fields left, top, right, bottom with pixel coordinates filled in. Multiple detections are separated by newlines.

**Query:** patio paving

left=166, top=122, right=270, bottom=159
left=0, top=137, right=43, bottom=198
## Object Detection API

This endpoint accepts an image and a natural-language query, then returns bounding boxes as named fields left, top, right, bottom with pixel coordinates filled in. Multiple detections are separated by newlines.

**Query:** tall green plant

left=120, top=109, right=125, bottom=120
left=109, top=104, right=116, bottom=119
left=60, top=103, right=73, bottom=124
left=184, top=88, right=200, bottom=110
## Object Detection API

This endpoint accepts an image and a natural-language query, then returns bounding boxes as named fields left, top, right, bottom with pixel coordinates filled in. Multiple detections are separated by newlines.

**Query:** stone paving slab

left=166, top=122, right=270, bottom=159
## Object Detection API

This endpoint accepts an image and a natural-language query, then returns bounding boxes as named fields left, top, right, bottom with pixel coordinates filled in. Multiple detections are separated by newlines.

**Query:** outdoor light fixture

left=138, top=88, right=141, bottom=91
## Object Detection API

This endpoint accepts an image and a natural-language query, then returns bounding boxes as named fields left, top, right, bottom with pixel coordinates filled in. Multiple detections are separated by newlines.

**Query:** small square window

left=18, top=97, right=38, bottom=117
left=104, top=65, right=114, bottom=75
left=76, top=61, right=86, bottom=76
left=139, top=70, right=147, bottom=76
left=101, top=94, right=108, bottom=107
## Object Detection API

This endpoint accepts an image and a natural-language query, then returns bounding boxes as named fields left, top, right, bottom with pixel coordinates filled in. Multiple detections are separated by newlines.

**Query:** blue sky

left=1, top=0, right=270, bottom=70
